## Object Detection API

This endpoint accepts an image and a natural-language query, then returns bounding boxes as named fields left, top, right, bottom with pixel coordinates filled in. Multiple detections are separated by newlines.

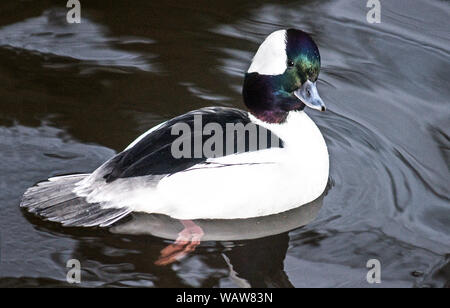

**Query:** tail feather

left=24, top=193, right=79, bottom=212
left=21, top=174, right=131, bottom=227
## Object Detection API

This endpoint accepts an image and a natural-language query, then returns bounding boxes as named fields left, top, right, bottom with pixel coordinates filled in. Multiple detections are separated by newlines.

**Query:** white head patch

left=247, top=30, right=287, bottom=75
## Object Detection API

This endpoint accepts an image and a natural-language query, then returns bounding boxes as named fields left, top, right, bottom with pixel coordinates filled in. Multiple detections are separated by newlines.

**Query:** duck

left=21, top=29, right=329, bottom=238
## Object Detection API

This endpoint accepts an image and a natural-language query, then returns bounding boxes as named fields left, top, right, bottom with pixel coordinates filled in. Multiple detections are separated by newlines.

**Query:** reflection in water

left=110, top=195, right=324, bottom=241
left=0, top=8, right=154, bottom=71
left=111, top=195, right=323, bottom=269
left=222, top=233, right=293, bottom=288
left=0, top=0, right=449, bottom=287
left=25, top=216, right=297, bottom=288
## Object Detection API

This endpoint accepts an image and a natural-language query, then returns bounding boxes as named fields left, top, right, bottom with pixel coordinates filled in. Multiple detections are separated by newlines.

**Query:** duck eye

left=287, top=60, right=294, bottom=67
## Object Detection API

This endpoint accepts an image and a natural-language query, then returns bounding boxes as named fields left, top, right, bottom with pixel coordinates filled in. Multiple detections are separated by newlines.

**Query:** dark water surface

left=0, top=0, right=449, bottom=287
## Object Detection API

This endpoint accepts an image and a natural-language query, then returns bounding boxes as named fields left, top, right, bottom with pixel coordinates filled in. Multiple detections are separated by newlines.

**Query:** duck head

left=243, top=29, right=325, bottom=123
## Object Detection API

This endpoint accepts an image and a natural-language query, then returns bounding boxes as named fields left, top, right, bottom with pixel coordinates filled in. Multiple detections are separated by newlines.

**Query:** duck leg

left=155, top=220, right=204, bottom=266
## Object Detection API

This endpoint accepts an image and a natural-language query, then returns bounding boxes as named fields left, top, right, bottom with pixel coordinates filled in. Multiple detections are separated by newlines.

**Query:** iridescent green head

left=284, top=28, right=321, bottom=90
left=244, top=29, right=325, bottom=123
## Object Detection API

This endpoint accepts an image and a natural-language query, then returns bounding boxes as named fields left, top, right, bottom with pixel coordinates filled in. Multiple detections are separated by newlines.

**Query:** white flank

left=247, top=30, right=287, bottom=75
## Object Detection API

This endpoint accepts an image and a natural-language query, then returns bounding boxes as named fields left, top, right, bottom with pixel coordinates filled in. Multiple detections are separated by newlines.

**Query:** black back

left=103, top=107, right=283, bottom=182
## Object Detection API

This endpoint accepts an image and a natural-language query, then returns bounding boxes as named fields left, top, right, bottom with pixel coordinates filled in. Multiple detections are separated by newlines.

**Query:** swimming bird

left=21, top=29, right=329, bottom=251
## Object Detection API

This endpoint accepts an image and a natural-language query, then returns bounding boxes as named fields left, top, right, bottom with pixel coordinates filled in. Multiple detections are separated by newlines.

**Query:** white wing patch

left=247, top=30, right=287, bottom=75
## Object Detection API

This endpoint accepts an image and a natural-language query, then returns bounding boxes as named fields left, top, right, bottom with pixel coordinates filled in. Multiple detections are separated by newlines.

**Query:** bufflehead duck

left=21, top=29, right=328, bottom=230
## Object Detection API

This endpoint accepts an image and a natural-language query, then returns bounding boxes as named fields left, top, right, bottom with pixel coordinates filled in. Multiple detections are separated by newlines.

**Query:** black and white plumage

left=21, top=29, right=329, bottom=226
left=103, top=107, right=283, bottom=181
left=21, top=174, right=131, bottom=227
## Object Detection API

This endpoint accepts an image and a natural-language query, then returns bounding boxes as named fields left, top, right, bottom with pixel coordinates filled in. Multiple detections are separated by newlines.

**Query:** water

left=0, top=0, right=449, bottom=287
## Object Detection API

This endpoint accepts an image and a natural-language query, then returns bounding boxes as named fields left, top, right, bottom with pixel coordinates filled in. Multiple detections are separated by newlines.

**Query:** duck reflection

left=111, top=194, right=323, bottom=242
left=109, top=194, right=324, bottom=283
left=25, top=194, right=323, bottom=287
left=221, top=232, right=293, bottom=288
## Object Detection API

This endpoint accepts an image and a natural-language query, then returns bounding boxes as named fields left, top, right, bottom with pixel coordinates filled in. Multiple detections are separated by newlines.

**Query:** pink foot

left=155, top=220, right=204, bottom=266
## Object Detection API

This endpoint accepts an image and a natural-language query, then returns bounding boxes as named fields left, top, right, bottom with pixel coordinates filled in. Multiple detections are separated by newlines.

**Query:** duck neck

left=242, top=73, right=305, bottom=124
